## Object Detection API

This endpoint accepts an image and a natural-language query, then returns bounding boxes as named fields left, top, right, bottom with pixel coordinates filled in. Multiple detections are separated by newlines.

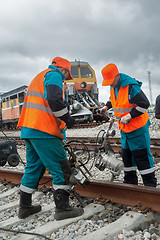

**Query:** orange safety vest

left=17, top=68, right=66, bottom=139
left=110, top=85, right=149, bottom=133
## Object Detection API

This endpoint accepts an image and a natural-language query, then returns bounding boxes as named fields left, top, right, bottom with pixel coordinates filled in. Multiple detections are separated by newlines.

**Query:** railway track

left=0, top=169, right=160, bottom=212
left=0, top=122, right=106, bottom=131
left=72, top=122, right=107, bottom=129
left=1, top=136, right=160, bottom=239
left=1, top=136, right=160, bottom=157
left=0, top=170, right=160, bottom=239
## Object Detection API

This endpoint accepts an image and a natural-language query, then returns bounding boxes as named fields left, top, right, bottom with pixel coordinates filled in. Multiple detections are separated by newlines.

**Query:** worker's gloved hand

left=97, top=106, right=108, bottom=114
left=120, top=113, right=131, bottom=124
left=66, top=116, right=76, bottom=129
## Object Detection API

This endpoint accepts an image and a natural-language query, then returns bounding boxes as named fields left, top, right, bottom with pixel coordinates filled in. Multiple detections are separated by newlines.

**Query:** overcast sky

left=0, top=0, right=160, bottom=105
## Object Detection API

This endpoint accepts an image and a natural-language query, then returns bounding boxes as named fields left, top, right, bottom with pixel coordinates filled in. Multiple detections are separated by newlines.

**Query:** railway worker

left=100, top=63, right=157, bottom=187
left=155, top=95, right=160, bottom=119
left=17, top=56, right=84, bottom=220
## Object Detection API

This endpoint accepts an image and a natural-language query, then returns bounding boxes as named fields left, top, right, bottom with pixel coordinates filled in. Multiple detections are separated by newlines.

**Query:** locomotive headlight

left=81, top=82, right=87, bottom=88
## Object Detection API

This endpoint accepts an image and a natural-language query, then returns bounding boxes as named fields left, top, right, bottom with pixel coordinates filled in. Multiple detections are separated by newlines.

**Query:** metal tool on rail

left=93, top=112, right=124, bottom=181
left=64, top=139, right=91, bottom=186
left=63, top=137, right=92, bottom=207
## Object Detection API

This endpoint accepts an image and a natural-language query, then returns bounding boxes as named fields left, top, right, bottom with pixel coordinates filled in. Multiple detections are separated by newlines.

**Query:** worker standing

left=155, top=95, right=160, bottom=119
left=100, top=63, right=157, bottom=187
left=17, top=57, right=84, bottom=220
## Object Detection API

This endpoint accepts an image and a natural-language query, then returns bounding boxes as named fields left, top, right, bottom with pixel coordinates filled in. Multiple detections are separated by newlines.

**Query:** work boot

left=141, top=172, right=157, bottom=187
left=53, top=189, right=84, bottom=221
left=18, top=190, right=41, bottom=219
left=123, top=170, right=138, bottom=185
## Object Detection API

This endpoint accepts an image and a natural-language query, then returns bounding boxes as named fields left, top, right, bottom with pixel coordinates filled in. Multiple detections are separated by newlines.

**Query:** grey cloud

left=0, top=0, right=159, bottom=103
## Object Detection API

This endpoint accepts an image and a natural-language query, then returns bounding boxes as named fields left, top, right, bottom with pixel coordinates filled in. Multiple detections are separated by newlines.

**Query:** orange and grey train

left=64, top=60, right=102, bottom=122
left=0, top=85, right=27, bottom=129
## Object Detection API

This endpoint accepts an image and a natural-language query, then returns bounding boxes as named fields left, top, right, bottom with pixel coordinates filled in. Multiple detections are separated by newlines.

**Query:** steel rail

left=1, top=136, right=160, bottom=145
left=75, top=181, right=160, bottom=212
left=67, top=137, right=160, bottom=146
left=65, top=142, right=160, bottom=157
left=0, top=169, right=160, bottom=212
left=1, top=136, right=160, bottom=146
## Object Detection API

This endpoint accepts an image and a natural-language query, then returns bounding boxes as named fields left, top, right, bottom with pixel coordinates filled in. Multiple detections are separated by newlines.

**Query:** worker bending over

left=100, top=63, right=157, bottom=187
left=17, top=57, right=84, bottom=220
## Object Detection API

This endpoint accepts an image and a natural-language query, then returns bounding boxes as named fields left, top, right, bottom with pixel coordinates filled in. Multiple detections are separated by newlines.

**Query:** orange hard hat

left=101, top=63, right=119, bottom=86
left=52, top=57, right=73, bottom=80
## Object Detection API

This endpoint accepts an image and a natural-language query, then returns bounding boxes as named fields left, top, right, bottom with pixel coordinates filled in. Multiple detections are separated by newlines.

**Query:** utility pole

left=147, top=71, right=153, bottom=107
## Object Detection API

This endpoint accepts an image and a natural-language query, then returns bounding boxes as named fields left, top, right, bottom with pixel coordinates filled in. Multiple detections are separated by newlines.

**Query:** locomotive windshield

left=71, top=66, right=79, bottom=78
left=71, top=65, right=93, bottom=78
left=80, top=66, right=93, bottom=78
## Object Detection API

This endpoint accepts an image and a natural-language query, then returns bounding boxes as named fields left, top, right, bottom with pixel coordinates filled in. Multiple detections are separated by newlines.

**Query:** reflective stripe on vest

left=112, top=106, right=135, bottom=114
left=110, top=85, right=149, bottom=133
left=25, top=90, right=68, bottom=117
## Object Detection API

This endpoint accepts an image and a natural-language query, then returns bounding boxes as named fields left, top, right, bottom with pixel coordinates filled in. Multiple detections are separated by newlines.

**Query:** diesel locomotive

left=64, top=60, right=103, bottom=122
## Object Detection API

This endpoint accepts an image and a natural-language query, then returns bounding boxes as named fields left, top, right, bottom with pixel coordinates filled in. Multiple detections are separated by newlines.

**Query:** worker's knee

left=132, top=148, right=151, bottom=169
left=122, top=148, right=132, bottom=166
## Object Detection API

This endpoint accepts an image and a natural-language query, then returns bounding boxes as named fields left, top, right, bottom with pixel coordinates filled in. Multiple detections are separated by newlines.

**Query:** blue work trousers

left=120, top=127, right=157, bottom=187
left=20, top=138, right=70, bottom=193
